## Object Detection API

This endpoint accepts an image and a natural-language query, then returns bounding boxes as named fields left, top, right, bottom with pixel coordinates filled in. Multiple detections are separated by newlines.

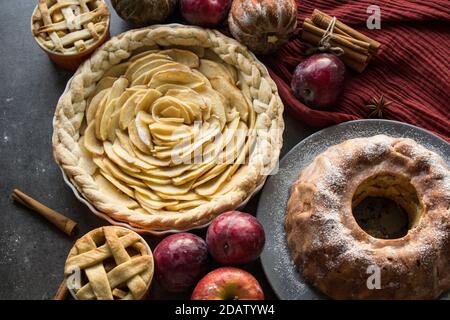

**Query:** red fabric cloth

left=262, top=0, right=450, bottom=142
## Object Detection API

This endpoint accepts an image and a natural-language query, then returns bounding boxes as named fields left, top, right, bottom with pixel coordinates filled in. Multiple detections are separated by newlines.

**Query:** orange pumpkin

left=228, top=0, right=298, bottom=54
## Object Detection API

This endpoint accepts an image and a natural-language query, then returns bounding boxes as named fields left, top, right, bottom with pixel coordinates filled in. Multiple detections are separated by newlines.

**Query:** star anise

left=365, top=95, right=392, bottom=118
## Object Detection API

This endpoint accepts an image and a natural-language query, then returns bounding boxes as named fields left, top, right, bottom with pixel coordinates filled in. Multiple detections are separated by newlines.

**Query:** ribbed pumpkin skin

left=111, top=0, right=178, bottom=25
left=228, top=0, right=298, bottom=54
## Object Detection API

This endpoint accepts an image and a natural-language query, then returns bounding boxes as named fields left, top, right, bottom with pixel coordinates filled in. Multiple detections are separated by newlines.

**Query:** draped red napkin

left=262, top=0, right=450, bottom=142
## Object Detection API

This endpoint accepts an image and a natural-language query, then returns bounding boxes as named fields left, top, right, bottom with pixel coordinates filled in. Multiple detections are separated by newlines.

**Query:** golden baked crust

left=65, top=226, right=153, bottom=300
left=285, top=135, right=450, bottom=299
left=53, top=25, right=284, bottom=231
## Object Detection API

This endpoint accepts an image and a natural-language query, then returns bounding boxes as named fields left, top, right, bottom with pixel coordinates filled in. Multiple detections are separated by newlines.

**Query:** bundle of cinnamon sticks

left=302, top=9, right=381, bottom=72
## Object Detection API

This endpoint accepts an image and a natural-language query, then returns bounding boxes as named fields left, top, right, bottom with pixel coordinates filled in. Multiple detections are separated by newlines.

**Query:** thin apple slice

left=96, top=77, right=128, bottom=138
left=168, top=120, right=221, bottom=163
left=132, top=63, right=190, bottom=86
left=125, top=53, right=171, bottom=80
left=107, top=77, right=129, bottom=102
left=135, top=191, right=178, bottom=210
left=99, top=98, right=117, bottom=141
left=136, top=111, right=154, bottom=125
left=148, top=70, right=206, bottom=90
left=128, top=49, right=160, bottom=62
left=151, top=136, right=180, bottom=147
left=203, top=116, right=240, bottom=160
left=103, top=141, right=140, bottom=173
left=210, top=77, right=249, bottom=123
left=154, top=84, right=191, bottom=95
left=103, top=62, right=130, bottom=78
left=94, top=94, right=108, bottom=140
left=115, top=129, right=136, bottom=156
left=112, top=139, right=144, bottom=167
left=216, top=121, right=247, bottom=164
left=196, top=137, right=249, bottom=197
left=146, top=179, right=194, bottom=195
left=199, top=87, right=226, bottom=128
left=151, top=96, right=195, bottom=124
left=192, top=163, right=228, bottom=188
left=131, top=185, right=162, bottom=201
left=94, top=173, right=138, bottom=208
left=131, top=58, right=173, bottom=83
left=135, top=89, right=162, bottom=114
left=107, top=109, right=121, bottom=142
left=119, top=93, right=140, bottom=130
left=99, top=171, right=135, bottom=198
left=125, top=170, right=170, bottom=185
left=165, top=87, right=206, bottom=104
left=152, top=145, right=173, bottom=152
left=77, top=136, right=98, bottom=175
left=194, top=166, right=233, bottom=197
left=135, top=111, right=153, bottom=149
left=131, top=145, right=171, bottom=167
left=100, top=158, right=146, bottom=188
left=171, top=161, right=216, bottom=186
left=159, top=49, right=200, bottom=68
left=146, top=163, right=193, bottom=179
left=199, top=59, right=234, bottom=83
left=155, top=191, right=203, bottom=201
left=89, top=77, right=116, bottom=101
left=128, top=119, right=151, bottom=154
left=149, top=122, right=193, bottom=142
left=106, top=90, right=137, bottom=140
left=84, top=122, right=104, bottom=155
left=86, top=89, right=108, bottom=124
left=166, top=199, right=207, bottom=211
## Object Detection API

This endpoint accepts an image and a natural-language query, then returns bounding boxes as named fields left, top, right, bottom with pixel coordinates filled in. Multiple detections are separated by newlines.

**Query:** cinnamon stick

left=303, top=18, right=370, bottom=54
left=312, top=9, right=381, bottom=54
left=54, top=279, right=69, bottom=300
left=12, top=189, right=78, bottom=236
left=301, top=31, right=369, bottom=72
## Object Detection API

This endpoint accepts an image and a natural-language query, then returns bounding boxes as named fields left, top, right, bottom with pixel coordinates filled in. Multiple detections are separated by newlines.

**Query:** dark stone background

left=0, top=0, right=313, bottom=299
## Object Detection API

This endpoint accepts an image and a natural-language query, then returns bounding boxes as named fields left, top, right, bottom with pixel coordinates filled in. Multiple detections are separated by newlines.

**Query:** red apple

left=206, top=211, right=265, bottom=265
left=191, top=267, right=264, bottom=300
left=180, top=0, right=232, bottom=27
left=291, top=53, right=346, bottom=109
left=153, top=233, right=208, bottom=292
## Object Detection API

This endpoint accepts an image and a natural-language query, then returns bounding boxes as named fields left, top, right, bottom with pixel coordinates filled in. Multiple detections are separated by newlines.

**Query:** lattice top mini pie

left=53, top=25, right=284, bottom=231
left=32, top=0, right=109, bottom=55
left=65, top=226, right=154, bottom=300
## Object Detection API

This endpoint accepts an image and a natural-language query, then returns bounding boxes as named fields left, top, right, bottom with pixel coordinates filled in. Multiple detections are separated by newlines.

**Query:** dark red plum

left=206, top=211, right=265, bottom=265
left=291, top=53, right=346, bottom=109
left=181, top=0, right=232, bottom=27
left=153, top=233, right=208, bottom=292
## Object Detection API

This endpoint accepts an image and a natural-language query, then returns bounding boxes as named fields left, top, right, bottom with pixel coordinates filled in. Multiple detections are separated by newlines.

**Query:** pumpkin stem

left=267, top=33, right=279, bottom=44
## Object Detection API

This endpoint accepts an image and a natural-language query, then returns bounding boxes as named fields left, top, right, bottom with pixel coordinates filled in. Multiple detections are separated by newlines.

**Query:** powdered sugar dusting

left=315, top=165, right=346, bottom=210
left=361, top=135, right=391, bottom=160
left=258, top=120, right=449, bottom=299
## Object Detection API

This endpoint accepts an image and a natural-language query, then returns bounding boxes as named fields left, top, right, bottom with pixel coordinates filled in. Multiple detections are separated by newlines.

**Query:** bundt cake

left=285, top=135, right=450, bottom=299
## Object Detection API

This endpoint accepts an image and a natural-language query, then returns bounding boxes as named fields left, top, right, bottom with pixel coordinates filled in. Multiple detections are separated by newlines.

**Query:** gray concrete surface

left=0, top=0, right=314, bottom=299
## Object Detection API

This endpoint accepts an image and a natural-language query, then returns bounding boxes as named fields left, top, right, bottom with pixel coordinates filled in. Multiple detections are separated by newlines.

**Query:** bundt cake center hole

left=351, top=173, right=423, bottom=239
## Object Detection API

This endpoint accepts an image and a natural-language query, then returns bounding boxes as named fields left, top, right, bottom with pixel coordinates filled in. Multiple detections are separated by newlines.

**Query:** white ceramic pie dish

left=55, top=67, right=268, bottom=236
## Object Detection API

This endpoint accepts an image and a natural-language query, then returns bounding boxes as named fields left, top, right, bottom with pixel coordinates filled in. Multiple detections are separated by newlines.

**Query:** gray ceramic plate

left=257, top=119, right=450, bottom=300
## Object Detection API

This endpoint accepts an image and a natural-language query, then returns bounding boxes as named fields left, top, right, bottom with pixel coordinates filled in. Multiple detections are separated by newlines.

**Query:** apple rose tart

left=53, top=25, right=284, bottom=231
